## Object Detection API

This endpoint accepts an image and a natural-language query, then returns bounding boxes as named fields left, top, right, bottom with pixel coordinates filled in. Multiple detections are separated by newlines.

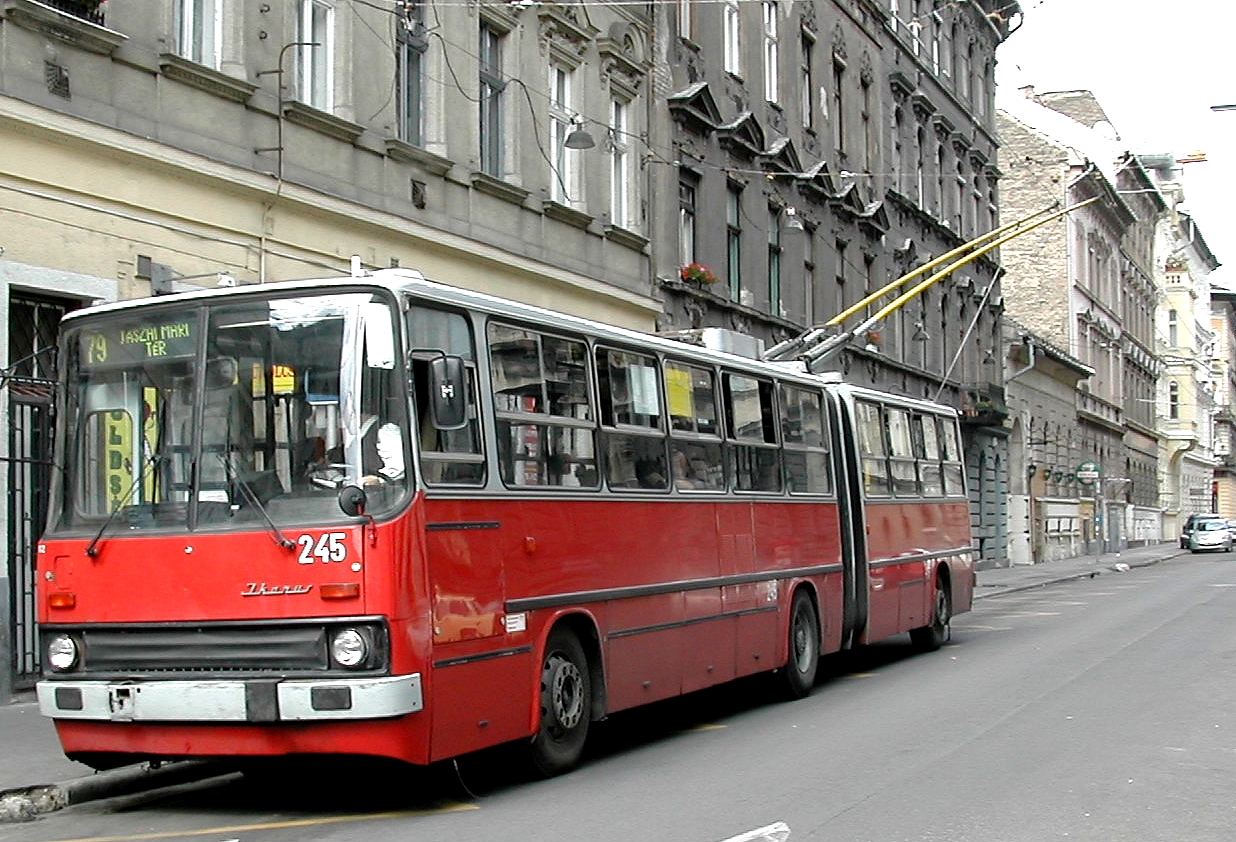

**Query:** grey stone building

left=1003, top=320, right=1092, bottom=564
left=652, top=0, right=1018, bottom=567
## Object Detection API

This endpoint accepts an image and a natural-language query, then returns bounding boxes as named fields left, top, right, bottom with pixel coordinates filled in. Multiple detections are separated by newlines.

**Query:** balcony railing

left=958, top=384, right=1008, bottom=426
left=38, top=0, right=103, bottom=25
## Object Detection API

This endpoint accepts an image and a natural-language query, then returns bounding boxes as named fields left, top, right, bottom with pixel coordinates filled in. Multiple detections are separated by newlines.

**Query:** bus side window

left=408, top=306, right=484, bottom=486
left=597, top=347, right=668, bottom=491
left=488, top=324, right=596, bottom=489
left=780, top=384, right=831, bottom=495
left=665, top=360, right=724, bottom=491
left=917, top=413, right=944, bottom=497
left=939, top=416, right=966, bottom=496
left=886, top=406, right=918, bottom=497
left=854, top=400, right=889, bottom=497
left=724, top=373, right=781, bottom=493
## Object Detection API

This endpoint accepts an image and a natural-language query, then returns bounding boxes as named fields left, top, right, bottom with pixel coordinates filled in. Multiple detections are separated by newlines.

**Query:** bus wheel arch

left=527, top=615, right=604, bottom=777
left=776, top=585, right=821, bottom=700
left=910, top=567, right=952, bottom=652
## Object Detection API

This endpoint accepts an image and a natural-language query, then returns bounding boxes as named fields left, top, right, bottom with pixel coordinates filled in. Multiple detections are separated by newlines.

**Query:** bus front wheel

left=911, top=576, right=951, bottom=652
left=777, top=589, right=820, bottom=700
left=528, top=628, right=591, bottom=777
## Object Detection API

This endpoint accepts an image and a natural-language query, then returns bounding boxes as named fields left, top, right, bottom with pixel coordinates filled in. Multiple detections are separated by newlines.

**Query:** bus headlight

left=47, top=634, right=80, bottom=672
left=330, top=627, right=370, bottom=669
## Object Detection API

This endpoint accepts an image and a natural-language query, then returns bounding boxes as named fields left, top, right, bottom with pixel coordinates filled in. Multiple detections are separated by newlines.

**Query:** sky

left=994, top=0, right=1236, bottom=288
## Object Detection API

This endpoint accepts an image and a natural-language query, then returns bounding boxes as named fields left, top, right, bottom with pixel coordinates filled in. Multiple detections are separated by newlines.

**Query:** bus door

left=825, top=389, right=868, bottom=649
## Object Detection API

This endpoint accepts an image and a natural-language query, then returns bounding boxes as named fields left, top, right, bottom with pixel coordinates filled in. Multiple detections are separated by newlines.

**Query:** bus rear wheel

left=528, top=628, right=591, bottom=777
left=911, top=576, right=951, bottom=652
left=777, top=590, right=820, bottom=700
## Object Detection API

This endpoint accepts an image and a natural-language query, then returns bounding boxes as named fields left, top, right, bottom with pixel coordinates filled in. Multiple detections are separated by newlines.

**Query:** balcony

left=30, top=0, right=101, bottom=24
left=2, top=0, right=122, bottom=55
left=958, top=384, right=1008, bottom=426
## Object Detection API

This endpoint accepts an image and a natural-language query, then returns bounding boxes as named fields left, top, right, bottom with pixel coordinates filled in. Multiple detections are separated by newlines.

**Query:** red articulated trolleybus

left=37, top=267, right=974, bottom=776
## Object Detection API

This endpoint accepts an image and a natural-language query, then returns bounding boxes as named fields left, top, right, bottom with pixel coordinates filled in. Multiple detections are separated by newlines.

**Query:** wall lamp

left=1027, top=463, right=1037, bottom=478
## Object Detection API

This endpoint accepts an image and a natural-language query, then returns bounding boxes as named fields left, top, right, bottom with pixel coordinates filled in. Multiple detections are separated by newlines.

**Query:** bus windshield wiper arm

left=215, top=455, right=295, bottom=550
left=85, top=454, right=160, bottom=557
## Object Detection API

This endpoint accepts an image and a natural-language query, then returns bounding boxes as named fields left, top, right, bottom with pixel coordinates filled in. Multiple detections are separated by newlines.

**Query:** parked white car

left=1187, top=518, right=1233, bottom=553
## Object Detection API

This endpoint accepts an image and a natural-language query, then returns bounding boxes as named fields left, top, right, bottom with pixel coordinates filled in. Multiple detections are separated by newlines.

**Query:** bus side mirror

left=428, top=356, right=468, bottom=430
left=338, top=484, right=367, bottom=517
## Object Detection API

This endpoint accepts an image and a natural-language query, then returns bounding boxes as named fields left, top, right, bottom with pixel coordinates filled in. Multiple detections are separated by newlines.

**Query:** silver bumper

left=37, top=674, right=422, bottom=722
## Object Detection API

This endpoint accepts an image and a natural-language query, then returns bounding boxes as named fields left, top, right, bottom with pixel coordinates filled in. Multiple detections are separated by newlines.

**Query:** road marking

left=719, top=821, right=791, bottom=842
left=29, top=802, right=478, bottom=842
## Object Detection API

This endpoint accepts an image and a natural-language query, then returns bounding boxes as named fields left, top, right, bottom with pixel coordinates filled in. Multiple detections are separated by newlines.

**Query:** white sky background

left=994, top=0, right=1236, bottom=287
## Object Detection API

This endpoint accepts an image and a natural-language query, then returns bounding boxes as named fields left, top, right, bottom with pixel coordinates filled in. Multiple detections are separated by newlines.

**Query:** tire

left=910, top=575, right=951, bottom=652
left=527, top=628, right=591, bottom=777
left=777, top=589, right=820, bottom=700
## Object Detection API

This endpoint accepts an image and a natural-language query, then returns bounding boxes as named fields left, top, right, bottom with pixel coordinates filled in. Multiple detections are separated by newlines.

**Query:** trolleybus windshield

left=50, top=290, right=409, bottom=536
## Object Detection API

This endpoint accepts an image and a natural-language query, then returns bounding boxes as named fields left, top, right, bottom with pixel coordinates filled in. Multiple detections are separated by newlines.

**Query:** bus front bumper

left=37, top=674, right=423, bottom=723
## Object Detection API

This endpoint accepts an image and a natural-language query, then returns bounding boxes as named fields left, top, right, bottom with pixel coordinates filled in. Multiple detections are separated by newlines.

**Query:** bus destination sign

left=80, top=318, right=197, bottom=369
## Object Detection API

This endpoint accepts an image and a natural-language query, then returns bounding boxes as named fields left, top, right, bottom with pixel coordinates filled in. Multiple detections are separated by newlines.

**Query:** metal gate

left=5, top=293, right=68, bottom=689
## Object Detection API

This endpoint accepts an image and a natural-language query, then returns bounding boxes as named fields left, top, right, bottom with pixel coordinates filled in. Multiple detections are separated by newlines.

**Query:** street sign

left=1076, top=460, right=1100, bottom=485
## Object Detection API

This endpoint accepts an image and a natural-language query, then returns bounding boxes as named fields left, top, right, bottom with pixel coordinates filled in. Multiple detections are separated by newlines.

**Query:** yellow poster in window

left=666, top=365, right=693, bottom=420
left=104, top=410, right=134, bottom=510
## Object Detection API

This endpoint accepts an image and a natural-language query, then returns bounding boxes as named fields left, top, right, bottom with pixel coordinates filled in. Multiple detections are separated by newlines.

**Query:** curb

left=975, top=550, right=1180, bottom=600
left=1, top=760, right=230, bottom=822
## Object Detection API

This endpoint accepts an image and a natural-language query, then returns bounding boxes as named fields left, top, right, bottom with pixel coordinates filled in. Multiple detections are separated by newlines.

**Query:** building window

left=727, top=182, right=743, bottom=302
left=861, top=76, right=873, bottom=173
left=800, top=31, right=814, bottom=130
left=832, top=58, right=845, bottom=154
left=610, top=99, right=632, bottom=229
left=679, top=175, right=697, bottom=266
left=803, top=226, right=815, bottom=325
left=940, top=20, right=953, bottom=79
left=176, top=0, right=221, bottom=69
left=835, top=238, right=847, bottom=318
left=915, top=127, right=926, bottom=207
left=763, top=1, right=779, bottom=104
left=931, top=17, right=940, bottom=74
left=297, top=0, right=334, bottom=110
left=548, top=63, right=578, bottom=204
left=1168, top=308, right=1178, bottom=347
left=955, top=161, right=966, bottom=234
left=723, top=0, right=741, bottom=76
left=768, top=206, right=782, bottom=316
left=677, top=0, right=693, bottom=41
left=907, top=0, right=922, bottom=57
left=1169, top=381, right=1180, bottom=420
left=959, top=39, right=971, bottom=102
left=892, top=108, right=903, bottom=194
left=397, top=2, right=427, bottom=146
left=936, top=141, right=947, bottom=221
left=479, top=22, right=505, bottom=178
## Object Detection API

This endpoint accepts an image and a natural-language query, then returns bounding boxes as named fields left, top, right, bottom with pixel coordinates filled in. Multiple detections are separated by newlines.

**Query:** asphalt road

left=4, top=553, right=1235, bottom=842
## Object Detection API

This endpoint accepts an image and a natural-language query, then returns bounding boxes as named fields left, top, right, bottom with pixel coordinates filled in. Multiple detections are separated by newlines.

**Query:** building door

left=5, top=292, right=71, bottom=690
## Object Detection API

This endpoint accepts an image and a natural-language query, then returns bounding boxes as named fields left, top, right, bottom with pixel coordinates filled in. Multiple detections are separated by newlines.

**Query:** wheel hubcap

left=792, top=607, right=814, bottom=670
left=935, top=588, right=950, bottom=627
left=545, top=654, right=584, bottom=735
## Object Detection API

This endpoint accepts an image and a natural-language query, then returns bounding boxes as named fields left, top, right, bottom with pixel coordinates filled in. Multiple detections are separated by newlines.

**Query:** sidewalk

left=974, top=540, right=1183, bottom=599
left=0, top=540, right=1186, bottom=819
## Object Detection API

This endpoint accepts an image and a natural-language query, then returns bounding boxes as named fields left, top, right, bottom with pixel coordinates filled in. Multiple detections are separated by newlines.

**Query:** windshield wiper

left=85, top=454, right=160, bottom=557
left=215, top=454, right=295, bottom=550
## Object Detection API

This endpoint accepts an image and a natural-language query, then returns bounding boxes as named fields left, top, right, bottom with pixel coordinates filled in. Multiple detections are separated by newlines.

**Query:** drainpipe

left=1006, top=335, right=1037, bottom=382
